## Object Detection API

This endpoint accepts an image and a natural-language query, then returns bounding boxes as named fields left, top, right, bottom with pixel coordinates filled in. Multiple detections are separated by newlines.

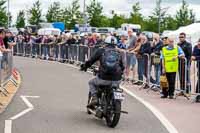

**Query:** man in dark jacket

left=137, top=35, right=151, bottom=88
left=80, top=36, right=124, bottom=106
left=191, top=39, right=200, bottom=93
left=178, top=32, right=192, bottom=93
left=151, top=34, right=163, bottom=85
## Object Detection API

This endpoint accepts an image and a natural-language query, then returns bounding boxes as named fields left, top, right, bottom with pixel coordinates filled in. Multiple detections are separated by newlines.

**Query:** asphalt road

left=0, top=56, right=169, bottom=133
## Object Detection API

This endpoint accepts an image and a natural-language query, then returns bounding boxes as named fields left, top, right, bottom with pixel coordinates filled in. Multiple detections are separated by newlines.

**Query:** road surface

left=0, top=56, right=169, bottom=133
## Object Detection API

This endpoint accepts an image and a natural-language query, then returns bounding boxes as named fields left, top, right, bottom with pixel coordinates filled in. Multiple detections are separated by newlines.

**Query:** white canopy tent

left=164, top=23, right=200, bottom=45
left=38, top=28, right=61, bottom=36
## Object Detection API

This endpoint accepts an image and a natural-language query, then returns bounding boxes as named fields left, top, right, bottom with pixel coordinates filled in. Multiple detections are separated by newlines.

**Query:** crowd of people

left=1, top=28, right=200, bottom=99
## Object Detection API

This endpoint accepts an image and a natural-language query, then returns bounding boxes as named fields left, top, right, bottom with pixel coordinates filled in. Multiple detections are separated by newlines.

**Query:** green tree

left=110, top=14, right=126, bottom=28
left=163, top=15, right=177, bottom=30
left=100, top=16, right=110, bottom=27
left=16, top=10, right=25, bottom=28
left=87, top=0, right=103, bottom=27
left=63, top=0, right=81, bottom=29
left=129, top=2, right=144, bottom=25
left=144, top=0, right=168, bottom=33
left=0, top=0, right=8, bottom=27
left=46, top=2, right=62, bottom=22
left=28, top=0, right=42, bottom=25
left=143, top=17, right=158, bottom=32
left=175, top=0, right=195, bottom=27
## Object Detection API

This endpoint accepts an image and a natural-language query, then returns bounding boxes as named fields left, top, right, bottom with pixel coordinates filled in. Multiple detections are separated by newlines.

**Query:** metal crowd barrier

left=175, top=57, right=190, bottom=100
left=13, top=42, right=200, bottom=102
left=0, top=51, right=17, bottom=101
left=191, top=60, right=200, bottom=102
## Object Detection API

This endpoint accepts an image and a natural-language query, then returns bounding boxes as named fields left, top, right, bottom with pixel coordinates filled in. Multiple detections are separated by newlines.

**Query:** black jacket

left=139, top=42, right=151, bottom=55
left=151, top=40, right=163, bottom=55
left=84, top=45, right=124, bottom=81
left=192, top=45, right=200, bottom=69
left=193, top=45, right=200, bottom=61
left=178, top=41, right=192, bottom=61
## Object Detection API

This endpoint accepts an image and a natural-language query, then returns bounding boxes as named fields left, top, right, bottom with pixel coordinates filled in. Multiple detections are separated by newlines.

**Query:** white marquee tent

left=164, top=23, right=200, bottom=45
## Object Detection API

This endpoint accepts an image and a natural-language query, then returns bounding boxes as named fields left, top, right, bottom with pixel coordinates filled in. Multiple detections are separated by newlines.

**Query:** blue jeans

left=137, top=57, right=144, bottom=81
left=126, top=53, right=136, bottom=68
left=154, top=64, right=161, bottom=85
left=54, top=45, right=59, bottom=59
left=42, top=44, right=50, bottom=58
left=32, top=43, right=39, bottom=56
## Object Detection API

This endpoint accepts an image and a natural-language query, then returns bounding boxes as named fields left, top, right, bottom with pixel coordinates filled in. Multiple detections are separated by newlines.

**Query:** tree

left=46, top=2, right=62, bottom=22
left=28, top=0, right=42, bottom=25
left=129, top=2, right=144, bottom=25
left=63, top=0, right=81, bottom=29
left=110, top=14, right=126, bottom=28
left=16, top=10, right=25, bottom=28
left=175, top=0, right=196, bottom=27
left=0, top=0, right=8, bottom=27
left=144, top=0, right=168, bottom=33
left=100, top=16, right=110, bottom=27
left=87, top=0, right=103, bottom=27
left=163, top=15, right=177, bottom=30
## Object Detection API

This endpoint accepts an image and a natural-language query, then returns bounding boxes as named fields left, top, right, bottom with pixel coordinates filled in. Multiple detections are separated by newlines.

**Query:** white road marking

left=10, top=108, right=33, bottom=120
left=58, top=62, right=179, bottom=133
left=31, top=58, right=179, bottom=133
left=4, top=96, right=40, bottom=133
left=4, top=120, right=12, bottom=133
left=120, top=86, right=179, bottom=133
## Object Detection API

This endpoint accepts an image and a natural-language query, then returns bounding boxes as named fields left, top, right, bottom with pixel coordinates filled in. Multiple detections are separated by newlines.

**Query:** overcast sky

left=8, top=0, right=200, bottom=22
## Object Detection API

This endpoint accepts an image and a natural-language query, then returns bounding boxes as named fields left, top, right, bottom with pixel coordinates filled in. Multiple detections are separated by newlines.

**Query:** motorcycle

left=86, top=68, right=127, bottom=128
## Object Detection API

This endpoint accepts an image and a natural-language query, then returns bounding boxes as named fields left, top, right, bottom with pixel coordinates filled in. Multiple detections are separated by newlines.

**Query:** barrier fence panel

left=0, top=51, right=13, bottom=96
left=13, top=42, right=200, bottom=102
left=0, top=52, right=13, bottom=84
left=191, top=60, right=200, bottom=101
left=175, top=57, right=191, bottom=100
left=148, top=54, right=161, bottom=92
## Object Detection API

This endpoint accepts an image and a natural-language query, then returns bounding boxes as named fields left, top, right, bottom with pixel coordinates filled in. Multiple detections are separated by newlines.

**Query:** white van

left=121, top=23, right=141, bottom=33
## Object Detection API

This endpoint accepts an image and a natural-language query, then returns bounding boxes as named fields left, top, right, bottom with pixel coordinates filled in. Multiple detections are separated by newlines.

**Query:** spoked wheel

left=105, top=100, right=121, bottom=128
left=87, top=92, right=92, bottom=114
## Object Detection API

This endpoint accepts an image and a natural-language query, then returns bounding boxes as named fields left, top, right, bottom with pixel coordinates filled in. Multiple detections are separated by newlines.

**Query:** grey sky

left=8, top=0, right=200, bottom=22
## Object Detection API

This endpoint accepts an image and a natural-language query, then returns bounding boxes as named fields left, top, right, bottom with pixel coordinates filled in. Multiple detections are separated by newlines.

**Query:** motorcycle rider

left=80, top=35, right=125, bottom=107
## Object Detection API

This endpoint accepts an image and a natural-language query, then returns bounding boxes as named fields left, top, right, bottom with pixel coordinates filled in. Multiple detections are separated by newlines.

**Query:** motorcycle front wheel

left=105, top=100, right=121, bottom=128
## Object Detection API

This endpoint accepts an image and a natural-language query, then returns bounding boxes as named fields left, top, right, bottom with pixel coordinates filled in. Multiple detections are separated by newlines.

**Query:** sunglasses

left=179, top=36, right=185, bottom=38
left=162, top=37, right=168, bottom=40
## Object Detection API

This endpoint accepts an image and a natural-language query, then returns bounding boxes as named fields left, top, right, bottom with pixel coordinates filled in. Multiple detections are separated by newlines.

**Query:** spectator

left=136, top=35, right=151, bottom=87
left=161, top=37, right=185, bottom=99
left=67, top=35, right=77, bottom=63
left=96, top=34, right=103, bottom=46
left=117, top=35, right=127, bottom=50
left=125, top=29, right=137, bottom=82
left=131, top=36, right=143, bottom=85
left=178, top=32, right=192, bottom=93
left=42, top=35, right=51, bottom=60
left=87, top=33, right=95, bottom=47
left=0, top=29, right=10, bottom=55
left=3, top=31, right=16, bottom=49
left=162, top=36, right=169, bottom=46
left=53, top=35, right=62, bottom=60
left=16, top=34, right=24, bottom=55
left=31, top=35, right=42, bottom=58
left=60, top=34, right=68, bottom=63
left=191, top=39, right=200, bottom=93
left=151, top=34, right=163, bottom=86
left=24, top=34, right=31, bottom=56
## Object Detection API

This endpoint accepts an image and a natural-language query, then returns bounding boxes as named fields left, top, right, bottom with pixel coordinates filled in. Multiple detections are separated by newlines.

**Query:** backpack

left=101, top=48, right=121, bottom=75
